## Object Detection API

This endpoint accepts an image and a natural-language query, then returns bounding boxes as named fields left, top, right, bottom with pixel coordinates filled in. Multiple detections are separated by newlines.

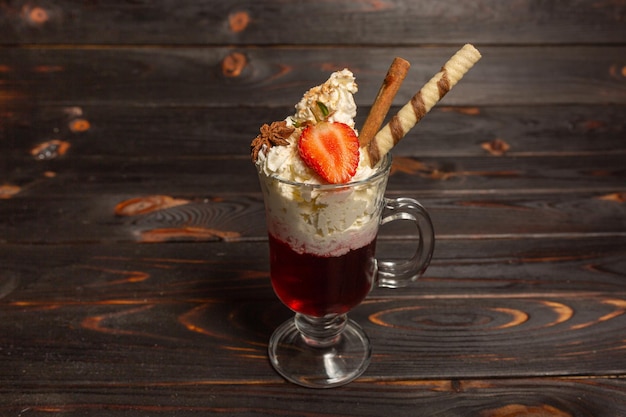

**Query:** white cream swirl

left=255, top=69, right=384, bottom=256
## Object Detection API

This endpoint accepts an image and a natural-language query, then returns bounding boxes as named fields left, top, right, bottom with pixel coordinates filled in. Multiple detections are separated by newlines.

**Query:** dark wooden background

left=1, top=0, right=625, bottom=415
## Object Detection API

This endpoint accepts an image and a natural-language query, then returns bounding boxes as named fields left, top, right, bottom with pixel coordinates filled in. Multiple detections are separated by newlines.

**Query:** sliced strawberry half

left=298, top=122, right=360, bottom=184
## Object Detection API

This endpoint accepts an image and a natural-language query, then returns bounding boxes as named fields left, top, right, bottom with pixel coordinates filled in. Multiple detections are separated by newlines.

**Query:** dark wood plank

left=1, top=0, right=624, bottom=409
left=1, top=190, right=626, bottom=244
left=2, top=378, right=626, bottom=416
left=2, top=46, right=625, bottom=107
left=4, top=104, right=625, bottom=158
left=2, top=0, right=624, bottom=45
left=3, top=153, right=625, bottom=199
left=1, top=287, right=624, bottom=382
left=1, top=237, right=624, bottom=300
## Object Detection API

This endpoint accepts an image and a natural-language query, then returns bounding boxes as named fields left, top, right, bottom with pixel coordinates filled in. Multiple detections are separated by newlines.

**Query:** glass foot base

left=268, top=316, right=371, bottom=388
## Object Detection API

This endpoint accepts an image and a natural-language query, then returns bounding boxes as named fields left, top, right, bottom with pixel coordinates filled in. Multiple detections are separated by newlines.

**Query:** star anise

left=250, top=120, right=295, bottom=162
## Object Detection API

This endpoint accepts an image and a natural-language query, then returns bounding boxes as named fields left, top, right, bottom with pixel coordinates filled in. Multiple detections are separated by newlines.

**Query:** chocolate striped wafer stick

left=367, top=44, right=482, bottom=166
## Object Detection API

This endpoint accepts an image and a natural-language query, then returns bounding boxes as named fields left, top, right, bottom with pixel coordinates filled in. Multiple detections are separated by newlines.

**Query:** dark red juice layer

left=269, top=233, right=376, bottom=317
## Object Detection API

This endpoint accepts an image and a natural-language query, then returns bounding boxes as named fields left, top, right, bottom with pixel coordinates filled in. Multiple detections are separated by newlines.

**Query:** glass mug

left=257, top=154, right=434, bottom=388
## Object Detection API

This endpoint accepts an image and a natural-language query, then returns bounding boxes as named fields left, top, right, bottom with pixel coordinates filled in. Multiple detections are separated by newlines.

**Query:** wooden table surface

left=1, top=1, right=625, bottom=415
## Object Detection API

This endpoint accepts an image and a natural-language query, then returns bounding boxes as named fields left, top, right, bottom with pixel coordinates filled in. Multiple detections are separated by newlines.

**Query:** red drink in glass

left=269, top=233, right=377, bottom=317
left=258, top=153, right=434, bottom=388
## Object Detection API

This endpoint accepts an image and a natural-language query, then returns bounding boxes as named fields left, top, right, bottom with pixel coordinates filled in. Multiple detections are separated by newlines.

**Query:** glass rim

left=263, top=153, right=392, bottom=190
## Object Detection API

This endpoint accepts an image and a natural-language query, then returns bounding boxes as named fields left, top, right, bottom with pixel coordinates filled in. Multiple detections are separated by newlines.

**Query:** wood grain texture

left=0, top=241, right=624, bottom=383
left=1, top=378, right=624, bottom=416
left=2, top=153, right=625, bottom=199
left=1, top=191, right=625, bottom=244
left=1, top=287, right=624, bottom=382
left=1, top=46, right=625, bottom=107
left=1, top=0, right=625, bottom=412
left=3, top=104, right=625, bottom=158
left=1, top=0, right=624, bottom=45
left=0, top=237, right=624, bottom=299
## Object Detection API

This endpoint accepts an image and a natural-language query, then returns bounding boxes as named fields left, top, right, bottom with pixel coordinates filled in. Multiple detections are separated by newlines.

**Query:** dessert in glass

left=251, top=45, right=481, bottom=388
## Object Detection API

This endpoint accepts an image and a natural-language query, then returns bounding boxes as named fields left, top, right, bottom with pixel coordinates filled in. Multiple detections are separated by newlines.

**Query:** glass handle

left=377, top=197, right=435, bottom=288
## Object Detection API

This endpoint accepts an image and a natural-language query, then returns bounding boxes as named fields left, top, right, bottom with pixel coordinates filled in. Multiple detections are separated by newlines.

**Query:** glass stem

left=294, top=313, right=347, bottom=348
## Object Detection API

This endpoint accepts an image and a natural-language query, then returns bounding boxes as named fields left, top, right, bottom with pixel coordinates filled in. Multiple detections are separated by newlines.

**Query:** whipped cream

left=258, top=167, right=387, bottom=257
left=293, top=69, right=358, bottom=129
left=257, top=69, right=376, bottom=184
left=255, top=69, right=386, bottom=257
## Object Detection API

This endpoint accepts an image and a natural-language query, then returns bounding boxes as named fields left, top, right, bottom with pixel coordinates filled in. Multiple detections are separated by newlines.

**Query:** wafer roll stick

left=359, top=57, right=411, bottom=148
left=367, top=44, right=482, bottom=166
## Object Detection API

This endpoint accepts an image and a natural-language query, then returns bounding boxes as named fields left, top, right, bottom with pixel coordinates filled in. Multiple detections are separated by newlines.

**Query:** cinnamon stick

left=358, top=57, right=411, bottom=148
left=367, top=44, right=482, bottom=166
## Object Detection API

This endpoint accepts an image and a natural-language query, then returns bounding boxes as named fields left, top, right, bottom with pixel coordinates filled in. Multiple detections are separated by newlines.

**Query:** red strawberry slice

left=298, top=122, right=360, bottom=184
